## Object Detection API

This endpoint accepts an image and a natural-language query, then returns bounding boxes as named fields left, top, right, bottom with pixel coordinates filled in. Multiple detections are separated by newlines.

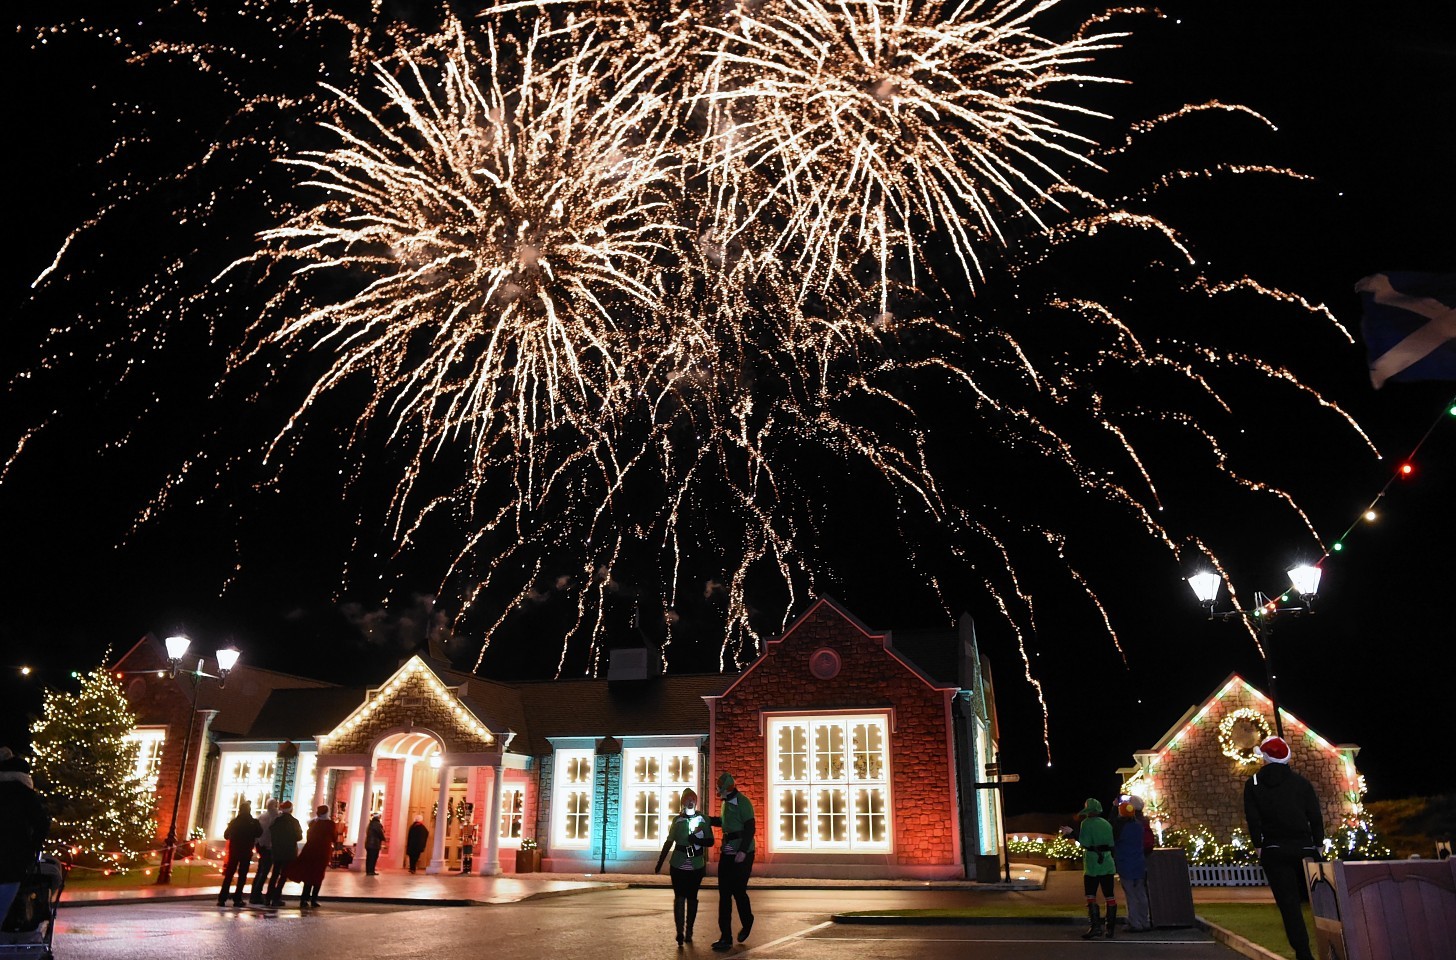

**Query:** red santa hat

left=1258, top=736, right=1290, bottom=764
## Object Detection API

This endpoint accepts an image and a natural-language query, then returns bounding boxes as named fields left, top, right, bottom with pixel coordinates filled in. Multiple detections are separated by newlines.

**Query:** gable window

left=622, top=748, right=698, bottom=849
left=767, top=714, right=891, bottom=852
left=552, top=750, right=594, bottom=849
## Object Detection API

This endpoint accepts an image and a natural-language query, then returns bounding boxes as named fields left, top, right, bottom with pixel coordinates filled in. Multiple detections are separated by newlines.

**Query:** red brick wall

left=711, top=602, right=956, bottom=867
left=115, top=646, right=211, bottom=844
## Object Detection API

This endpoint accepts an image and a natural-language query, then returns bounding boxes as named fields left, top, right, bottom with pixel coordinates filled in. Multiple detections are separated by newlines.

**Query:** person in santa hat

left=1242, top=735, right=1324, bottom=960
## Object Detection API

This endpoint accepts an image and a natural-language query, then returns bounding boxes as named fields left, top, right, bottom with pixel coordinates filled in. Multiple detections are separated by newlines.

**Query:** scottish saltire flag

left=1355, top=272, right=1456, bottom=388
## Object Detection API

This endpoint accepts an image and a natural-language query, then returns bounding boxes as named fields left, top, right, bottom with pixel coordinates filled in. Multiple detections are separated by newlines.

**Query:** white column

left=425, top=762, right=451, bottom=874
left=480, top=766, right=503, bottom=875
left=312, top=766, right=328, bottom=815
left=352, top=765, right=373, bottom=868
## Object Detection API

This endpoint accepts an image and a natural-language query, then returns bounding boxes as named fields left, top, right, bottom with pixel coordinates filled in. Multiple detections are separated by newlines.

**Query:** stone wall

left=1141, top=682, right=1356, bottom=843
left=712, top=602, right=956, bottom=868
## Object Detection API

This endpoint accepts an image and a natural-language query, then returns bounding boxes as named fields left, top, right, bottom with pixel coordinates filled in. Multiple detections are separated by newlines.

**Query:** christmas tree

left=30, top=664, right=156, bottom=872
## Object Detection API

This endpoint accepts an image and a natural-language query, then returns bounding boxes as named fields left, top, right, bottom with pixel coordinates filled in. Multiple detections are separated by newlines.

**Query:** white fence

left=1188, top=863, right=1268, bottom=886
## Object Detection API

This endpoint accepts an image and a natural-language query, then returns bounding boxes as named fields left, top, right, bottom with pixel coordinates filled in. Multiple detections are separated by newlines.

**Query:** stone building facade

left=1117, top=673, right=1360, bottom=844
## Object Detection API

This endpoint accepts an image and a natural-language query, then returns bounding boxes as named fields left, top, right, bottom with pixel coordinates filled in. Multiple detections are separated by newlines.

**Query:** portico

left=312, top=655, right=526, bottom=875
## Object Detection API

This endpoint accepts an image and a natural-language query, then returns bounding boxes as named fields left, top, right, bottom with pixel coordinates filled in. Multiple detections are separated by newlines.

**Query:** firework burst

left=10, top=1, right=1380, bottom=747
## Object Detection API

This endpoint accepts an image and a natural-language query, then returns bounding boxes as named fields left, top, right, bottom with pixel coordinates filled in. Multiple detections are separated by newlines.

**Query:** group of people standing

left=217, top=800, right=334, bottom=908
left=1066, top=733, right=1325, bottom=960
left=654, top=771, right=756, bottom=951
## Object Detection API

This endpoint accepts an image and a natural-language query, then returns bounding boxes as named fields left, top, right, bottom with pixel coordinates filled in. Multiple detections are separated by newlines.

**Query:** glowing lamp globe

left=164, top=635, right=191, bottom=661
left=1186, top=571, right=1222, bottom=605
left=1287, top=564, right=1322, bottom=599
left=215, top=647, right=241, bottom=674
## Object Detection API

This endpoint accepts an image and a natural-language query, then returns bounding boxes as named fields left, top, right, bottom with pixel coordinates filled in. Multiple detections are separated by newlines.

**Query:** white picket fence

left=1188, top=863, right=1268, bottom=886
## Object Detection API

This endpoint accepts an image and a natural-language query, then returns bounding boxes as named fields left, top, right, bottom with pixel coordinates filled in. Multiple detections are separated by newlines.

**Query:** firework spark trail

left=9, top=1, right=1386, bottom=744
left=693, top=0, right=1128, bottom=302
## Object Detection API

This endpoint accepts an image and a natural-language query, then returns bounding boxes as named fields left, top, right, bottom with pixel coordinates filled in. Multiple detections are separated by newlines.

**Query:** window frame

left=620, top=746, right=700, bottom=850
left=765, top=712, right=893, bottom=854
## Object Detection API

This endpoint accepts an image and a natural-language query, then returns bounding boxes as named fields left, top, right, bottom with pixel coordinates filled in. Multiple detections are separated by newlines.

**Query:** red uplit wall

left=114, top=642, right=211, bottom=844
left=710, top=600, right=957, bottom=868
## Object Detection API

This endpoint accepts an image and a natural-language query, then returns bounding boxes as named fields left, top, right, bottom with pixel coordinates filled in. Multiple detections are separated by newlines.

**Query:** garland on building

left=29, top=665, right=156, bottom=872
left=1218, top=708, right=1272, bottom=765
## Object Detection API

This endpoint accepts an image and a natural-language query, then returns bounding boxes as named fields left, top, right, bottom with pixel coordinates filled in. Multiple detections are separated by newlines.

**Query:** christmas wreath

left=1219, top=708, right=1273, bottom=765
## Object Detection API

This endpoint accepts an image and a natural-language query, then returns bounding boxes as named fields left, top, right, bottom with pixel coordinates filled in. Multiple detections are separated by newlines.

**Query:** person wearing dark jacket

left=1243, top=735, right=1324, bottom=960
left=249, top=798, right=280, bottom=904
left=364, top=813, right=387, bottom=875
left=1112, top=801, right=1151, bottom=932
left=264, top=801, right=304, bottom=907
left=0, top=749, right=50, bottom=927
left=286, top=806, right=336, bottom=907
left=405, top=817, right=429, bottom=873
left=217, top=799, right=263, bottom=907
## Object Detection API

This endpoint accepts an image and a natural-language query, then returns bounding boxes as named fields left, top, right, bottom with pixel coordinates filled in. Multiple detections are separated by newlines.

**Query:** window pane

left=855, top=788, right=887, bottom=843
left=816, top=788, right=848, bottom=842
left=633, top=755, right=660, bottom=784
left=814, top=723, right=846, bottom=781
left=851, top=721, right=884, bottom=780
left=633, top=790, right=660, bottom=842
left=777, top=724, right=807, bottom=781
left=778, top=788, right=809, bottom=843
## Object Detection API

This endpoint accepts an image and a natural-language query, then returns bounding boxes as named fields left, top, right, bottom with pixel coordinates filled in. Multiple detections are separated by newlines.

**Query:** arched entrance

left=370, top=731, right=469, bottom=873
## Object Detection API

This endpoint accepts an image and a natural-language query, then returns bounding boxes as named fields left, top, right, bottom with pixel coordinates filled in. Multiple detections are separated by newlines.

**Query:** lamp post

left=156, top=634, right=240, bottom=885
left=1186, top=564, right=1321, bottom=740
left=594, top=735, right=621, bottom=875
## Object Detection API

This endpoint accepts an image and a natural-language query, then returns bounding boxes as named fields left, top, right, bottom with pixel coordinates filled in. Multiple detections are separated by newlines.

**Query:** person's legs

left=1081, top=873, right=1103, bottom=938
left=1261, top=848, right=1314, bottom=960
left=250, top=848, right=273, bottom=903
left=714, top=857, right=743, bottom=949
left=267, top=861, right=288, bottom=905
left=1099, top=874, right=1117, bottom=938
left=366, top=847, right=380, bottom=875
left=734, top=852, right=755, bottom=941
left=218, top=856, right=240, bottom=906
left=684, top=869, right=704, bottom=941
left=231, top=852, right=252, bottom=904
left=1124, top=876, right=1151, bottom=930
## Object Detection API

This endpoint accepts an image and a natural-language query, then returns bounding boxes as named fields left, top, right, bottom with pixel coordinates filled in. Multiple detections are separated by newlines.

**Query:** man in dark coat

left=217, top=799, right=263, bottom=907
left=364, top=813, right=387, bottom=875
left=0, top=749, right=50, bottom=927
left=1243, top=735, right=1324, bottom=960
left=264, top=801, right=303, bottom=907
left=405, top=816, right=429, bottom=873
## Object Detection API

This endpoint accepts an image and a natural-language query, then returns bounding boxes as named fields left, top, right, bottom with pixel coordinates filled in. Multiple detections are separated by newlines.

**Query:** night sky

left=3, top=0, right=1453, bottom=817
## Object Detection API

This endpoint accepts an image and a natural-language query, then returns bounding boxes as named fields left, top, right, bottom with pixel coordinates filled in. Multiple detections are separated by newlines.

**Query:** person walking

left=405, top=816, right=429, bottom=873
left=248, top=798, right=279, bottom=905
left=708, top=773, right=755, bottom=951
left=655, top=787, right=715, bottom=944
left=1062, top=797, right=1117, bottom=938
left=287, top=805, right=336, bottom=907
left=364, top=812, right=387, bottom=875
left=216, top=799, right=262, bottom=907
left=264, top=800, right=303, bottom=907
left=1244, top=735, right=1324, bottom=960
left=1113, top=800, right=1151, bottom=932
left=0, top=749, right=50, bottom=926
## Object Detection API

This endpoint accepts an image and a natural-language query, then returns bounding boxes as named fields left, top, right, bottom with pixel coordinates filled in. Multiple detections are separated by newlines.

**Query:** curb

left=1196, top=915, right=1287, bottom=960
left=833, top=914, right=1081, bottom=925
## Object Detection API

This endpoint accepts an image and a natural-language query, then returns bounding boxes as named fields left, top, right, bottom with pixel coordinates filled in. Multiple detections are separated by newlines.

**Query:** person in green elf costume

left=1061, top=797, right=1117, bottom=938
left=708, top=772, right=755, bottom=951
left=655, top=787, right=715, bottom=944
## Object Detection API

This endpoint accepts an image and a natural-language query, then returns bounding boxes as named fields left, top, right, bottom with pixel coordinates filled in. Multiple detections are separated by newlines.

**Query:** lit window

left=622, top=748, right=698, bottom=849
left=768, top=715, right=891, bottom=852
left=211, top=750, right=280, bottom=841
left=124, top=727, right=166, bottom=789
left=499, top=786, right=525, bottom=840
left=553, top=750, right=593, bottom=848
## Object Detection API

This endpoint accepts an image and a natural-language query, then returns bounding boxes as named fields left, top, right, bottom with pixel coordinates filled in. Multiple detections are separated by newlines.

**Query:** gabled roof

left=114, top=634, right=336, bottom=736
left=710, top=597, right=958, bottom=701
left=216, top=686, right=369, bottom=742
left=1136, top=672, right=1357, bottom=762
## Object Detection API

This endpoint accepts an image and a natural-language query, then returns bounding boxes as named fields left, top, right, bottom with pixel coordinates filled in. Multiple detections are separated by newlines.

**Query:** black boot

left=685, top=900, right=698, bottom=942
left=1106, top=903, right=1117, bottom=938
left=1081, top=903, right=1102, bottom=940
left=674, top=899, right=686, bottom=944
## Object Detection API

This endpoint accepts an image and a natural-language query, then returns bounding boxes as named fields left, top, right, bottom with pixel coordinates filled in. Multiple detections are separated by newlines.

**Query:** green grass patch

left=1197, top=903, right=1316, bottom=960
left=64, top=862, right=222, bottom=892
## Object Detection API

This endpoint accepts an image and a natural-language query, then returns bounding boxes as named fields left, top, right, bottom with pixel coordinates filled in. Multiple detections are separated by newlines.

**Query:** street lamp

left=156, top=634, right=240, bottom=884
left=1185, top=564, right=1321, bottom=739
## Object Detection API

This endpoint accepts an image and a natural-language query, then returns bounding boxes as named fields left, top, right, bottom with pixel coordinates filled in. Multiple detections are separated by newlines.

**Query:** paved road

left=49, top=888, right=1238, bottom=960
